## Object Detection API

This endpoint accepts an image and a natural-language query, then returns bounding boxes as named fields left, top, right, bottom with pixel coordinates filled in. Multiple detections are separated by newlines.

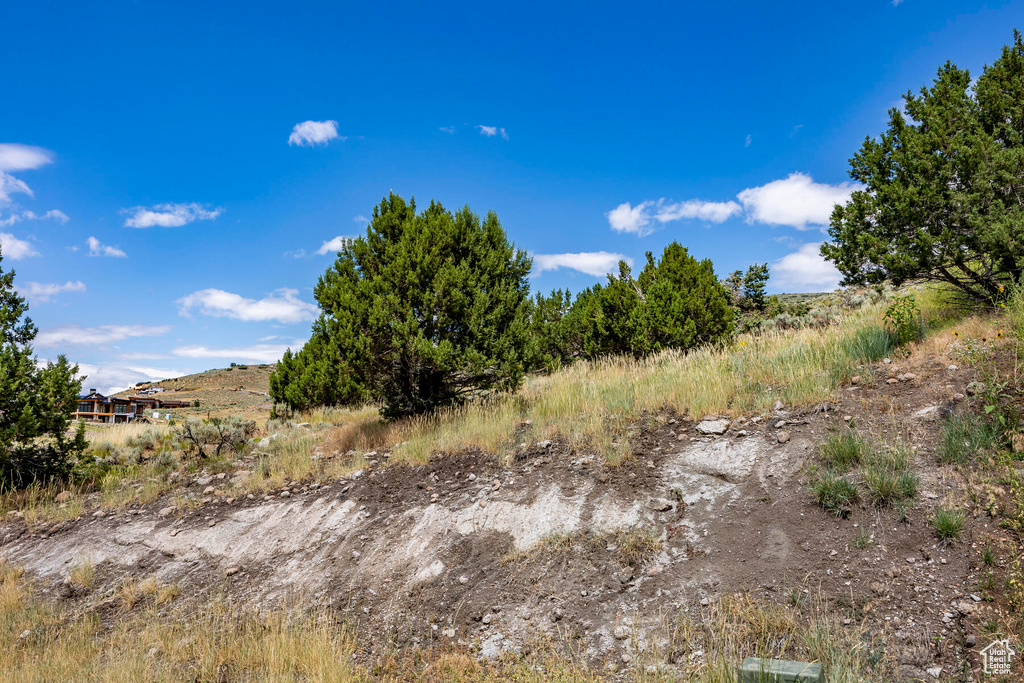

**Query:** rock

left=613, top=625, right=630, bottom=640
left=900, top=372, right=917, bottom=381
left=649, top=497, right=674, bottom=512
left=965, top=634, right=977, bottom=647
left=207, top=520, right=216, bottom=527
left=883, top=358, right=892, bottom=364
left=55, top=491, right=71, bottom=503
left=537, top=440, right=552, bottom=449
left=482, top=614, right=492, bottom=625
left=952, top=392, right=965, bottom=402
left=948, top=364, right=959, bottom=371
left=296, top=422, right=312, bottom=428
left=459, top=575, right=468, bottom=585
left=695, top=419, right=729, bottom=435
left=225, top=565, right=241, bottom=576
left=776, top=431, right=791, bottom=444
left=926, top=666, right=942, bottom=679
left=158, top=506, right=177, bottom=518
left=886, top=378, right=899, bottom=384
left=913, top=406, right=939, bottom=421
left=772, top=400, right=784, bottom=411
left=966, top=381, right=986, bottom=396
left=774, top=420, right=786, bottom=429
left=203, top=486, right=216, bottom=495
left=92, top=510, right=106, bottom=518
left=850, top=375, right=861, bottom=385
left=196, top=476, right=214, bottom=487
left=700, top=597, right=710, bottom=606
left=956, top=601, right=975, bottom=616
left=280, top=491, right=291, bottom=498
left=553, top=608, right=564, bottom=621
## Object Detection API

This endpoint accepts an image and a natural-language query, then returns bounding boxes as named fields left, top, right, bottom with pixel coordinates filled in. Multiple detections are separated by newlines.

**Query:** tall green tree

left=270, top=194, right=532, bottom=417
left=742, top=263, right=770, bottom=311
left=823, top=31, right=1024, bottom=304
left=0, top=250, right=86, bottom=490
left=572, top=242, right=734, bottom=359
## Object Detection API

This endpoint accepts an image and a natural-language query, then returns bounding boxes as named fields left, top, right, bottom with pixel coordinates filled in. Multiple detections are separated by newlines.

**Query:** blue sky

left=2, top=0, right=1022, bottom=392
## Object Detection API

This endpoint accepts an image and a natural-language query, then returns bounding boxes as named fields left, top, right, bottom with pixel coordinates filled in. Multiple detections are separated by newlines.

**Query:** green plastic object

left=738, top=657, right=824, bottom=683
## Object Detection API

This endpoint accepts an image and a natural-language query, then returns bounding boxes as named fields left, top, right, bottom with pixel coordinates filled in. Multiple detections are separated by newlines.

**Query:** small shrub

left=820, top=431, right=868, bottom=472
left=853, top=528, right=873, bottom=549
left=883, top=294, right=923, bottom=346
left=811, top=470, right=858, bottom=517
left=176, top=417, right=256, bottom=460
left=937, top=415, right=999, bottom=466
left=932, top=508, right=966, bottom=543
left=612, top=528, right=663, bottom=566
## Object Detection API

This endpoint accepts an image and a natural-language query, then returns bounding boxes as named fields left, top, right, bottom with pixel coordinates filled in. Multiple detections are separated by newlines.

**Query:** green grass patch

left=932, top=508, right=966, bottom=543
left=863, top=445, right=919, bottom=507
left=820, top=430, right=869, bottom=472
left=811, top=470, right=859, bottom=517
left=937, top=415, right=1000, bottom=466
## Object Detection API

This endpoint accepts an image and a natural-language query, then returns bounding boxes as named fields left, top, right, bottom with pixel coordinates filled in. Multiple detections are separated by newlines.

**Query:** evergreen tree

left=742, top=263, right=770, bottom=311
left=271, top=194, right=532, bottom=417
left=0, top=250, right=86, bottom=490
left=823, top=31, right=1024, bottom=303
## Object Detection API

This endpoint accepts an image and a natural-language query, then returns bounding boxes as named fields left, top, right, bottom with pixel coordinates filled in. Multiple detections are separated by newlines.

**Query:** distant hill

left=114, top=363, right=275, bottom=420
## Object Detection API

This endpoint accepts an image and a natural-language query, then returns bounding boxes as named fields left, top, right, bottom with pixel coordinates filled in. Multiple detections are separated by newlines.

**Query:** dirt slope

left=0, top=355, right=991, bottom=679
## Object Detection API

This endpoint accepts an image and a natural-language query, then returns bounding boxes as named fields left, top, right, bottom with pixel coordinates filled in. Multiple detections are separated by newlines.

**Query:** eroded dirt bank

left=0, top=357, right=1000, bottom=679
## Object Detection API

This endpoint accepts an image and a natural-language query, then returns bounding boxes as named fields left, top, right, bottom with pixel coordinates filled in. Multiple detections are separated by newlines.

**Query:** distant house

left=74, top=389, right=190, bottom=423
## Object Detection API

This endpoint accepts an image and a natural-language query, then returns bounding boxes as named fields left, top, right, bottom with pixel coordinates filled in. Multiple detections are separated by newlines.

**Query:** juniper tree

left=0, top=249, right=85, bottom=489
left=270, top=194, right=532, bottom=417
left=823, top=31, right=1024, bottom=304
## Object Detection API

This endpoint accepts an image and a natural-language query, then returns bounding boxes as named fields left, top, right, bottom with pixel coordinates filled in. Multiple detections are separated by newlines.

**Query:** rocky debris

left=966, top=381, right=986, bottom=396
left=897, top=372, right=917, bottom=382
left=913, top=406, right=939, bottom=421
left=55, top=491, right=71, bottom=503
left=225, top=565, right=241, bottom=576
left=850, top=375, right=862, bottom=385
left=772, top=400, right=784, bottom=411
left=695, top=419, right=729, bottom=435
left=158, top=506, right=177, bottom=518
left=776, top=431, right=791, bottom=444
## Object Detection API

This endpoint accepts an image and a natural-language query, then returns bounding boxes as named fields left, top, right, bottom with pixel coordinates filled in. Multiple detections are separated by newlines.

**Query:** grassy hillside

left=114, top=364, right=275, bottom=420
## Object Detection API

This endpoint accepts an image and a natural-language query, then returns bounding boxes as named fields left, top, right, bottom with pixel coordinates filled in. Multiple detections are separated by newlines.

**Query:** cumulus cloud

left=532, top=251, right=632, bottom=278
left=0, top=232, right=39, bottom=259
left=70, top=362, right=186, bottom=395
left=316, top=235, right=357, bottom=256
left=609, top=172, right=859, bottom=236
left=477, top=125, right=508, bottom=139
left=288, top=120, right=342, bottom=147
left=173, top=342, right=303, bottom=364
left=87, top=236, right=127, bottom=258
left=36, top=324, right=171, bottom=348
left=122, top=202, right=222, bottom=228
left=0, top=143, right=55, bottom=206
left=736, top=172, right=859, bottom=230
left=176, top=288, right=318, bottom=324
left=17, top=280, right=85, bottom=303
left=607, top=199, right=741, bottom=236
left=772, top=242, right=843, bottom=292
left=0, top=209, right=69, bottom=227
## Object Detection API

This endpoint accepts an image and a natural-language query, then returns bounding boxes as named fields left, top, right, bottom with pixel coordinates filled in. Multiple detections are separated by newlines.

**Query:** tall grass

left=323, top=306, right=896, bottom=464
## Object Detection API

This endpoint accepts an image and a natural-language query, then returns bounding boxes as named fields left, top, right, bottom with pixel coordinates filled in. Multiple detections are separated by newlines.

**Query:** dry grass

left=309, top=304, right=899, bottom=466
left=0, top=558, right=892, bottom=682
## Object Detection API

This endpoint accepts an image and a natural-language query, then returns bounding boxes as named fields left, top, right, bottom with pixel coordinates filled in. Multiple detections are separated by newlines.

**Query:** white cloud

left=283, top=248, right=306, bottom=259
left=36, top=324, right=171, bottom=348
left=17, top=280, right=85, bottom=303
left=87, top=235, right=127, bottom=258
left=0, top=209, right=69, bottom=227
left=772, top=242, right=843, bottom=292
left=118, top=351, right=173, bottom=360
left=316, top=235, right=357, bottom=255
left=607, top=199, right=741, bottom=236
left=176, top=288, right=318, bottom=324
left=122, top=202, right=223, bottom=228
left=353, top=215, right=368, bottom=224
left=173, top=342, right=303, bottom=364
left=893, top=0, right=904, bottom=5
left=288, top=120, right=342, bottom=147
left=737, top=172, right=859, bottom=230
left=439, top=126, right=455, bottom=134
left=477, top=125, right=508, bottom=140
left=72, top=362, right=186, bottom=396
left=745, top=134, right=752, bottom=148
left=0, top=143, right=55, bottom=206
left=532, top=252, right=632, bottom=278
left=0, top=232, right=39, bottom=259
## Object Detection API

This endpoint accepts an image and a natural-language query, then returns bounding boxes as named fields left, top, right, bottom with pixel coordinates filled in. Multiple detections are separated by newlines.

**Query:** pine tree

left=270, top=194, right=532, bottom=417
left=0, top=249, right=85, bottom=490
